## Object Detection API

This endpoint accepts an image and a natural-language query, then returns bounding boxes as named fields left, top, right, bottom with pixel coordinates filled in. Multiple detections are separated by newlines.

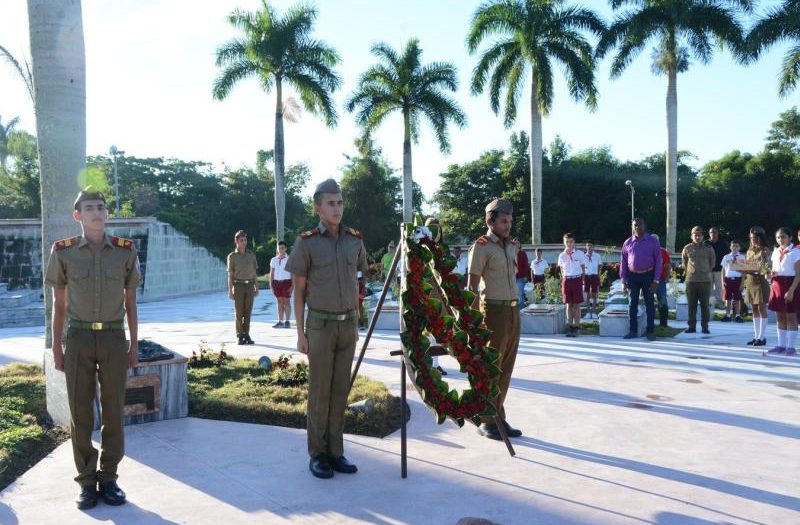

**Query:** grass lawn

left=188, top=356, right=407, bottom=438
left=579, top=322, right=683, bottom=338
left=0, top=364, right=69, bottom=491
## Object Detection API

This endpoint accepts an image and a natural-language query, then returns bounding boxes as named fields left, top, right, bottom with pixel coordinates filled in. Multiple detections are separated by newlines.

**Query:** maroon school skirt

left=768, top=275, right=800, bottom=313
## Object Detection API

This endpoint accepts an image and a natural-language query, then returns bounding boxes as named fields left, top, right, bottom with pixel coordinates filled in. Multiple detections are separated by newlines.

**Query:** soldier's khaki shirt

left=227, top=249, right=258, bottom=280
left=285, top=223, right=368, bottom=312
left=681, top=242, right=716, bottom=283
left=44, top=234, right=142, bottom=322
left=468, top=230, right=518, bottom=301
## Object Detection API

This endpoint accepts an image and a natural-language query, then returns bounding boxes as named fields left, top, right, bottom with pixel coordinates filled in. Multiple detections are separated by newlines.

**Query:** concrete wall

left=0, top=217, right=226, bottom=310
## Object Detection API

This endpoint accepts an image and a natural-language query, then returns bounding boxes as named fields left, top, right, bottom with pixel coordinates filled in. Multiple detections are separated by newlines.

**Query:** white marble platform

left=599, top=304, right=646, bottom=337
left=520, top=305, right=566, bottom=334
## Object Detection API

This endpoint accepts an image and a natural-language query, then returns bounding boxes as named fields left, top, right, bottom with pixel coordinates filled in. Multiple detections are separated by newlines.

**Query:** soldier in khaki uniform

left=227, top=230, right=259, bottom=345
left=44, top=188, right=141, bottom=509
left=286, top=179, right=368, bottom=479
left=468, top=198, right=523, bottom=441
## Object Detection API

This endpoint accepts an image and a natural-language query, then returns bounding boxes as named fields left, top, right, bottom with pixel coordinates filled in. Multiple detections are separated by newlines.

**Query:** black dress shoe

left=477, top=423, right=502, bottom=440
left=329, top=455, right=358, bottom=474
left=701, top=327, right=710, bottom=334
left=237, top=336, right=245, bottom=345
left=98, top=481, right=126, bottom=506
left=685, top=327, right=696, bottom=333
left=76, top=484, right=98, bottom=510
left=754, top=338, right=767, bottom=347
left=746, top=338, right=757, bottom=345
left=309, top=454, right=334, bottom=479
left=244, top=335, right=255, bottom=345
left=502, top=420, right=523, bottom=438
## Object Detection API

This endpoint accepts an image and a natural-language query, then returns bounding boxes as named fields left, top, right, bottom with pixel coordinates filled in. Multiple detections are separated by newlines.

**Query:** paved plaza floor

left=0, top=291, right=798, bottom=524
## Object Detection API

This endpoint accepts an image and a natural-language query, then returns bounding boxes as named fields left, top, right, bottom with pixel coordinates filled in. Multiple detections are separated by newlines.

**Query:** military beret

left=485, top=198, right=513, bottom=216
left=74, top=186, right=107, bottom=210
left=313, top=178, right=341, bottom=197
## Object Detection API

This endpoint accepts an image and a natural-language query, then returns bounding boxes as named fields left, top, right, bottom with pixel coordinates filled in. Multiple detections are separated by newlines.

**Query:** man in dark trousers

left=619, top=218, right=663, bottom=341
left=44, top=187, right=141, bottom=509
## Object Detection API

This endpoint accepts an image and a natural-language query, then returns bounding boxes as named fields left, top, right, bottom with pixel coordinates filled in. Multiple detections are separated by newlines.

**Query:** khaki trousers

left=481, top=304, right=520, bottom=424
left=233, top=283, right=256, bottom=337
left=64, top=327, right=129, bottom=486
left=686, top=281, right=712, bottom=330
left=305, top=316, right=357, bottom=458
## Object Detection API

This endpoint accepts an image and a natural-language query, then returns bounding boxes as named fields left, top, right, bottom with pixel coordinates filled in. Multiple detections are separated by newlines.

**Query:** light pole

left=110, top=145, right=119, bottom=217
left=624, top=179, right=635, bottom=222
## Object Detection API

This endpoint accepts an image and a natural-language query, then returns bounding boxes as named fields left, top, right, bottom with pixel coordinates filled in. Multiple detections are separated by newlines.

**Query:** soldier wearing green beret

left=286, top=178, right=369, bottom=479
left=226, top=230, right=259, bottom=345
left=467, top=198, right=523, bottom=441
left=44, top=187, right=141, bottom=509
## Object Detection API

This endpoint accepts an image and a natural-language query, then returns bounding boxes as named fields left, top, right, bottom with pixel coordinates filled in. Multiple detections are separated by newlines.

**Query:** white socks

left=760, top=317, right=768, bottom=340
left=753, top=317, right=760, bottom=339
left=777, top=329, right=787, bottom=348
left=788, top=330, right=798, bottom=350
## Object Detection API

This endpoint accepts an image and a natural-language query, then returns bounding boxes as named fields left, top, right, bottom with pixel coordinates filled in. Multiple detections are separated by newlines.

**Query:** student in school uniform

left=743, top=226, right=772, bottom=347
left=720, top=240, right=745, bottom=323
left=766, top=227, right=800, bottom=356
left=529, top=248, right=548, bottom=303
left=558, top=233, right=587, bottom=337
left=583, top=241, right=602, bottom=320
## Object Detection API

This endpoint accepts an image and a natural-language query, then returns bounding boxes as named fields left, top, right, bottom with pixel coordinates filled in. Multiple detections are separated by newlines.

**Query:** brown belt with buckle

left=629, top=267, right=654, bottom=274
left=233, top=279, right=255, bottom=284
left=69, top=320, right=124, bottom=331
left=307, top=308, right=358, bottom=321
left=483, top=299, right=518, bottom=307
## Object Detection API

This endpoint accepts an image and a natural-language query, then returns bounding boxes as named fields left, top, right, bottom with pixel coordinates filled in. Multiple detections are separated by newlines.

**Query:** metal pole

left=631, top=185, right=635, bottom=222
left=400, top=358, right=407, bottom=478
left=110, top=145, right=119, bottom=217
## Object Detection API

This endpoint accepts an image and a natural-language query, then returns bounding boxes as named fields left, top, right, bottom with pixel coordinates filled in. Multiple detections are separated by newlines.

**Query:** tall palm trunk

left=402, top=107, right=413, bottom=222
left=665, top=67, right=678, bottom=252
left=28, top=0, right=86, bottom=348
left=274, top=77, right=285, bottom=242
left=529, top=75, right=543, bottom=245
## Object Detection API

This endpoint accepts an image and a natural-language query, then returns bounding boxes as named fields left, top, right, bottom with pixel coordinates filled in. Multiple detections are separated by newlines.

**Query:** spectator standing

left=681, top=226, right=716, bottom=334
left=515, top=247, right=530, bottom=309
left=651, top=234, right=672, bottom=328
left=707, top=227, right=728, bottom=308
left=530, top=248, right=548, bottom=302
left=620, top=218, right=662, bottom=341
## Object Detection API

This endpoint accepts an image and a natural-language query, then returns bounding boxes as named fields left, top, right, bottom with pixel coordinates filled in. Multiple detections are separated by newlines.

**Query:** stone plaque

left=124, top=374, right=161, bottom=417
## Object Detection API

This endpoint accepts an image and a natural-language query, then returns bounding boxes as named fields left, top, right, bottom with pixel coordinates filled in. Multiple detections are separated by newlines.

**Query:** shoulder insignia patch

left=345, top=227, right=363, bottom=239
left=54, top=236, right=80, bottom=251
left=112, top=236, right=134, bottom=249
left=475, top=235, right=490, bottom=246
left=299, top=229, right=318, bottom=239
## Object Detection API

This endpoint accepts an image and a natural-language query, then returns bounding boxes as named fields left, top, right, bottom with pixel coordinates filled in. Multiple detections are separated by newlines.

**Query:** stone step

left=0, top=289, right=42, bottom=308
left=0, top=305, right=45, bottom=327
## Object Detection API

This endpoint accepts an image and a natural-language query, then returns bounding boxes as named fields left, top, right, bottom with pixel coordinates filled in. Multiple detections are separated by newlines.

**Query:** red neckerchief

left=587, top=252, right=593, bottom=262
left=566, top=250, right=574, bottom=262
left=732, top=253, right=737, bottom=263
left=779, top=246, right=791, bottom=262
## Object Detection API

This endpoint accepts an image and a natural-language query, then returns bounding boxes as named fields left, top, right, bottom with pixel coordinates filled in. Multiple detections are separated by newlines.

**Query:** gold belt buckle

left=91, top=322, right=103, bottom=330
left=335, top=313, right=346, bottom=321
left=509, top=300, right=518, bottom=307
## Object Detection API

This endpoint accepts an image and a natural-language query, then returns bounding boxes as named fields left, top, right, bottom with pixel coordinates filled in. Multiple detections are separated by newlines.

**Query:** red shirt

left=516, top=249, right=529, bottom=279
left=660, top=248, right=671, bottom=280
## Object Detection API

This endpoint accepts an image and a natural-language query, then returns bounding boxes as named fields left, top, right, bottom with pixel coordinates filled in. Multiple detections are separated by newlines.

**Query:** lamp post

left=110, top=145, right=119, bottom=217
left=624, top=179, right=635, bottom=222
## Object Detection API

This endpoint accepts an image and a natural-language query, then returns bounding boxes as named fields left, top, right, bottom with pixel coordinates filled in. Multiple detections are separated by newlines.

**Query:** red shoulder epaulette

left=475, top=235, right=490, bottom=246
left=299, top=229, right=318, bottom=239
left=54, top=236, right=80, bottom=251
left=112, top=236, right=134, bottom=249
left=345, top=227, right=363, bottom=239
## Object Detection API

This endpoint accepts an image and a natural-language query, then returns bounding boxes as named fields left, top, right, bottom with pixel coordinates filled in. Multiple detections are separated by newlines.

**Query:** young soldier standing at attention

left=227, top=230, right=258, bottom=345
left=468, top=198, right=523, bottom=441
left=287, top=179, right=369, bottom=478
left=44, top=187, right=141, bottom=509
left=558, top=233, right=587, bottom=336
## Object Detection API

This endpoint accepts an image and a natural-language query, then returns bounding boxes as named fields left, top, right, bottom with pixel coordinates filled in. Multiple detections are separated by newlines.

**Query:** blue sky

left=0, top=0, right=795, bottom=200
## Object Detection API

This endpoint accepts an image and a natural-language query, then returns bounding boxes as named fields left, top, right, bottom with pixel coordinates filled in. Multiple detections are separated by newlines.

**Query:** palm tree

left=747, top=0, right=800, bottom=97
left=467, top=0, right=605, bottom=244
left=346, top=39, right=466, bottom=222
left=213, top=1, right=341, bottom=241
left=0, top=115, right=21, bottom=169
left=597, top=0, right=750, bottom=251
left=0, top=44, right=34, bottom=102
left=27, top=0, right=87, bottom=346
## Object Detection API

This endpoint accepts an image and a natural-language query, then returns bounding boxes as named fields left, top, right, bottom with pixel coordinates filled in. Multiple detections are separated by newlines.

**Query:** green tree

left=765, top=106, right=800, bottom=153
left=596, top=0, right=751, bottom=251
left=0, top=130, right=40, bottom=218
left=467, top=0, right=605, bottom=244
left=0, top=115, right=21, bottom=169
left=346, top=38, right=466, bottom=222
left=213, top=1, right=341, bottom=241
left=747, top=0, right=800, bottom=97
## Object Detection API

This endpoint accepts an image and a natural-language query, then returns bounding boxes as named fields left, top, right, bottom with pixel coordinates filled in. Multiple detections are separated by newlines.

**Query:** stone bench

left=44, top=347, right=188, bottom=430
left=599, top=305, right=645, bottom=337
left=521, top=305, right=566, bottom=334
left=368, top=306, right=401, bottom=331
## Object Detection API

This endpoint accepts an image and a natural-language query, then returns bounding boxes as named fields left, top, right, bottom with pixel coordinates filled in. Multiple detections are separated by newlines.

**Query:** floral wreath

left=400, top=221, right=501, bottom=426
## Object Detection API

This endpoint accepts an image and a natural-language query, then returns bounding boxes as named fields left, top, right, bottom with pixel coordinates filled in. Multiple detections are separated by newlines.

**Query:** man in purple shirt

left=620, top=218, right=663, bottom=341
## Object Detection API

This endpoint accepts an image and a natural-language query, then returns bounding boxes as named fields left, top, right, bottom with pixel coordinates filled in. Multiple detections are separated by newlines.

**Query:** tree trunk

left=665, top=68, right=678, bottom=252
left=402, top=108, right=413, bottom=222
left=529, top=75, right=543, bottom=245
left=274, top=77, right=285, bottom=242
left=28, top=0, right=86, bottom=348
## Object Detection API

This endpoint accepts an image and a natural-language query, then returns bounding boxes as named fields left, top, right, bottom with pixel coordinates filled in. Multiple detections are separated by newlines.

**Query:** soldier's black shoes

left=477, top=423, right=502, bottom=440
left=244, top=335, right=255, bottom=345
left=237, top=336, right=246, bottom=345
left=310, top=454, right=334, bottom=479
left=329, top=455, right=358, bottom=474
left=502, top=420, right=523, bottom=438
left=99, top=481, right=126, bottom=506
left=76, top=484, right=98, bottom=509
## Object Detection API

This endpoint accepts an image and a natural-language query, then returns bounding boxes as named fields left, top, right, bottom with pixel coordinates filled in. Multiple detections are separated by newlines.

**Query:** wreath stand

left=349, top=227, right=515, bottom=479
